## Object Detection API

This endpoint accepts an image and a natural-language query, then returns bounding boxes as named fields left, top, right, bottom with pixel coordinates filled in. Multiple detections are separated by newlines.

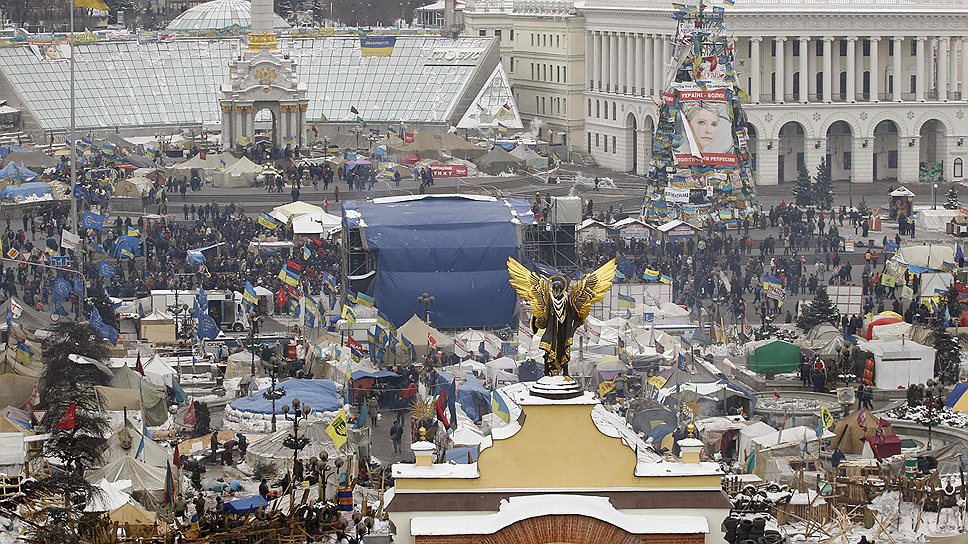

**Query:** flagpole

left=69, top=0, right=77, bottom=235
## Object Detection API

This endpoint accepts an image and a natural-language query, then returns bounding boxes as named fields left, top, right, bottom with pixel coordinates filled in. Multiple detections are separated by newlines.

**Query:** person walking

left=368, top=395, right=379, bottom=427
left=389, top=420, right=403, bottom=454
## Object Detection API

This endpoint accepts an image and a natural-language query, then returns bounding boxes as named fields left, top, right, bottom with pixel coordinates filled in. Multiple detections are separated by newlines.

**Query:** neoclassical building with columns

left=581, top=0, right=968, bottom=185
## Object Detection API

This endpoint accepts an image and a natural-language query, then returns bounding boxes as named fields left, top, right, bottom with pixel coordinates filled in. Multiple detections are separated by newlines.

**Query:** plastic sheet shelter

left=745, top=340, right=801, bottom=374
left=856, top=339, right=936, bottom=390
left=223, top=495, right=268, bottom=514
left=343, top=195, right=519, bottom=328
left=229, top=379, right=341, bottom=415
left=245, top=418, right=342, bottom=470
left=86, top=456, right=167, bottom=508
left=829, top=408, right=896, bottom=455
left=0, top=180, right=50, bottom=199
left=110, top=365, right=169, bottom=427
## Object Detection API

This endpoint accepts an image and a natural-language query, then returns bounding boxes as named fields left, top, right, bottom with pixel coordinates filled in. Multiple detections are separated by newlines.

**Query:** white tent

left=455, top=329, right=503, bottom=358
left=87, top=456, right=167, bottom=494
left=114, top=176, right=153, bottom=198
left=246, top=418, right=340, bottom=470
left=508, top=146, right=547, bottom=169
left=84, top=479, right=134, bottom=512
left=103, top=425, right=170, bottom=468
left=752, top=426, right=835, bottom=451
left=291, top=211, right=342, bottom=235
left=484, top=357, right=519, bottom=388
left=143, top=355, right=177, bottom=387
left=869, top=320, right=913, bottom=340
left=892, top=245, right=955, bottom=270
left=0, top=432, right=24, bottom=474
left=737, top=421, right=776, bottom=465
left=857, top=339, right=936, bottom=390
left=914, top=208, right=963, bottom=232
left=213, top=156, right=262, bottom=188
left=270, top=201, right=324, bottom=224
left=396, top=315, right=452, bottom=353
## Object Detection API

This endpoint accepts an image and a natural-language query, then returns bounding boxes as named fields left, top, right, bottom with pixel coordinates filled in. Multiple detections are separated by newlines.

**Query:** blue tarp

left=352, top=369, right=399, bottom=380
left=342, top=196, right=519, bottom=329
left=229, top=379, right=341, bottom=415
left=442, top=446, right=479, bottom=463
left=437, top=371, right=491, bottom=422
left=0, top=163, right=38, bottom=183
left=0, top=181, right=48, bottom=199
left=223, top=494, right=267, bottom=514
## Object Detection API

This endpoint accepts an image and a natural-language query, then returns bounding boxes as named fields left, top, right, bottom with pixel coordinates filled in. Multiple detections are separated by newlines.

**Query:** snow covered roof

left=654, top=219, right=698, bottom=233
left=166, top=0, right=290, bottom=32
left=410, top=495, right=709, bottom=536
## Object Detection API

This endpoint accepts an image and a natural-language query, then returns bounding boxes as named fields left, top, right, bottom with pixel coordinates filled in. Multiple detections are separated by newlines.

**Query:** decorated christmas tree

left=792, top=164, right=813, bottom=207
left=644, top=0, right=759, bottom=226
left=796, top=287, right=841, bottom=331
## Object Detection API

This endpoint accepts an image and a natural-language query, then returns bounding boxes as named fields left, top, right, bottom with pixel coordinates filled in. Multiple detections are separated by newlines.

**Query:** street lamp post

left=923, top=381, right=941, bottom=451
left=263, top=356, right=286, bottom=432
left=282, top=398, right=312, bottom=511
left=417, top=292, right=435, bottom=324
left=933, top=183, right=939, bottom=210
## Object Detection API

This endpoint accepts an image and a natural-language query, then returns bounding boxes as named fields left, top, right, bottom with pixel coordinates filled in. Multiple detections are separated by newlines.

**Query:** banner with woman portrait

left=670, top=85, right=737, bottom=168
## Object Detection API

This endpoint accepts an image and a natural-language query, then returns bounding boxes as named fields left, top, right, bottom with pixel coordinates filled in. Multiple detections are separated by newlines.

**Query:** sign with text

left=429, top=163, right=468, bottom=178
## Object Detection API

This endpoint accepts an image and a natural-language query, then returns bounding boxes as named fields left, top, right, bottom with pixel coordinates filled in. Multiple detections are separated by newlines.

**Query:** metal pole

left=70, top=0, right=77, bottom=234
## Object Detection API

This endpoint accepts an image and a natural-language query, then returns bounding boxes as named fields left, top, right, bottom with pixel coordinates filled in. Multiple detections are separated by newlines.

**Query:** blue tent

left=442, top=446, right=479, bottom=464
left=352, top=369, right=399, bottom=380
left=437, top=371, right=491, bottom=422
left=0, top=163, right=38, bottom=183
left=342, top=196, right=521, bottom=329
left=229, top=379, right=341, bottom=415
left=223, top=495, right=267, bottom=514
left=0, top=181, right=49, bottom=200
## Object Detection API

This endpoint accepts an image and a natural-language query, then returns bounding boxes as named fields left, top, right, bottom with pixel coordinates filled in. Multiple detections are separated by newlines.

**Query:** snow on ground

left=886, top=404, right=968, bottom=429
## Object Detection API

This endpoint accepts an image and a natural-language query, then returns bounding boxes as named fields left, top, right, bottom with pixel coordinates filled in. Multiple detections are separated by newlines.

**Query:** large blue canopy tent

left=0, top=181, right=49, bottom=200
left=229, top=379, right=341, bottom=415
left=342, top=195, right=528, bottom=329
left=0, top=162, right=38, bottom=182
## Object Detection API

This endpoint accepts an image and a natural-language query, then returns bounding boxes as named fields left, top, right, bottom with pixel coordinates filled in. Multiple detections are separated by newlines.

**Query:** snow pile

left=886, top=404, right=968, bottom=429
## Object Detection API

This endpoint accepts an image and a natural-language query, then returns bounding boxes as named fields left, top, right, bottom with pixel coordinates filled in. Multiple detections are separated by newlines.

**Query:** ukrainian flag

left=101, top=140, right=117, bottom=156
left=356, top=292, right=375, bottom=308
left=278, top=265, right=300, bottom=287
left=491, top=392, right=511, bottom=423
left=258, top=212, right=280, bottom=230
left=377, top=311, right=396, bottom=337
left=303, top=245, right=312, bottom=260
left=360, top=36, right=396, bottom=57
left=642, top=269, right=660, bottom=282
left=243, top=281, right=259, bottom=307
left=659, top=274, right=673, bottom=285
left=341, top=304, right=357, bottom=326
left=617, top=294, right=636, bottom=309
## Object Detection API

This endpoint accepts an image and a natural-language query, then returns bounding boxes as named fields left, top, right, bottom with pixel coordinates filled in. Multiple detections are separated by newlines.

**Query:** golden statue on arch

left=507, top=257, right=617, bottom=376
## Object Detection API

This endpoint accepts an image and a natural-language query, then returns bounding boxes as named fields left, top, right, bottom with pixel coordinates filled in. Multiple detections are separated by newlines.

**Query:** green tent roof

left=747, top=340, right=801, bottom=374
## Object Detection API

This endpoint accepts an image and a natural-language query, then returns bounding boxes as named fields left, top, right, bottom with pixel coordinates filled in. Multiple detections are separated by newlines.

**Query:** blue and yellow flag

left=617, top=294, right=636, bottom=309
left=243, top=281, right=259, bottom=308
left=360, top=36, right=396, bottom=57
left=659, top=274, right=673, bottom=285
left=491, top=391, right=511, bottom=423
left=642, top=269, right=659, bottom=282
left=258, top=212, right=280, bottom=230
left=341, top=304, right=357, bottom=326
left=356, top=292, right=375, bottom=308
left=278, top=264, right=301, bottom=287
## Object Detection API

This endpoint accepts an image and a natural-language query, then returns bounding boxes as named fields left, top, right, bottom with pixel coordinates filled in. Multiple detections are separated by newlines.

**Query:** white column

left=939, top=37, right=949, bottom=101
left=586, top=31, right=594, bottom=90
left=798, top=36, right=809, bottom=103
left=823, top=37, right=833, bottom=102
left=594, top=32, right=603, bottom=91
left=784, top=38, right=794, bottom=101
left=916, top=36, right=926, bottom=101
left=617, top=33, right=626, bottom=94
left=928, top=38, right=937, bottom=95
left=653, top=34, right=664, bottom=94
left=808, top=36, right=818, bottom=100
left=948, top=37, right=958, bottom=99
left=602, top=32, right=611, bottom=92
left=609, top=33, right=618, bottom=93
left=634, top=34, right=644, bottom=96
left=832, top=38, right=841, bottom=98
left=643, top=35, right=654, bottom=96
left=869, top=37, right=879, bottom=102
left=962, top=38, right=968, bottom=100
left=893, top=37, right=903, bottom=101
left=662, top=36, right=672, bottom=88
left=750, top=38, right=762, bottom=103
left=855, top=38, right=865, bottom=101
left=846, top=36, right=857, bottom=103
left=774, top=37, right=786, bottom=103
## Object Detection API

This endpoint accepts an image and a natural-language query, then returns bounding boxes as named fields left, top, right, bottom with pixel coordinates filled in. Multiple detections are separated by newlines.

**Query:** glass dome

left=166, top=0, right=291, bottom=32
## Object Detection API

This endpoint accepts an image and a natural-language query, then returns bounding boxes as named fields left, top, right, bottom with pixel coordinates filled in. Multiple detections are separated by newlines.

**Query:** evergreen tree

left=856, top=196, right=870, bottom=221
left=812, top=156, right=834, bottom=210
left=792, top=163, right=813, bottom=207
left=929, top=320, right=961, bottom=385
left=945, top=186, right=960, bottom=210
left=24, top=323, right=111, bottom=544
left=796, top=287, right=841, bottom=331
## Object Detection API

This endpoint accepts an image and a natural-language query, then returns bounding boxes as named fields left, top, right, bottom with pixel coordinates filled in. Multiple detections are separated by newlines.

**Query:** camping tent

left=103, top=424, right=170, bottom=467
left=113, top=176, right=153, bottom=198
left=230, top=379, right=341, bottom=415
left=110, top=365, right=169, bottom=427
left=484, top=357, right=519, bottom=388
left=455, top=329, right=504, bottom=358
left=0, top=163, right=38, bottom=183
left=856, top=339, right=935, bottom=390
left=438, top=133, right=486, bottom=160
left=475, top=147, right=523, bottom=175
left=223, top=495, right=268, bottom=514
left=738, top=421, right=776, bottom=465
left=0, top=181, right=51, bottom=200
left=109, top=502, right=158, bottom=536
left=396, top=315, right=453, bottom=353
left=86, top=456, right=167, bottom=507
left=214, top=156, right=262, bottom=188
left=270, top=201, right=324, bottom=224
left=745, top=340, right=801, bottom=374
left=139, top=310, right=175, bottom=343
left=892, top=245, right=954, bottom=271
left=438, top=371, right=491, bottom=421
left=3, top=150, right=56, bottom=171
left=829, top=408, right=897, bottom=455
left=225, top=351, right=265, bottom=380
left=291, top=211, right=342, bottom=235
left=246, top=418, right=341, bottom=469
left=509, top=146, right=547, bottom=169
left=170, top=152, right=237, bottom=173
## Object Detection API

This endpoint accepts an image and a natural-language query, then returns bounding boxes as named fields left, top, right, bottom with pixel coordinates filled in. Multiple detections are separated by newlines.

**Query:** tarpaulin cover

left=223, top=495, right=268, bottom=514
left=0, top=180, right=48, bottom=199
left=229, top=379, right=341, bottom=415
left=438, top=371, right=491, bottom=421
left=352, top=369, right=399, bottom=380
left=946, top=382, right=968, bottom=412
left=343, top=196, right=519, bottom=328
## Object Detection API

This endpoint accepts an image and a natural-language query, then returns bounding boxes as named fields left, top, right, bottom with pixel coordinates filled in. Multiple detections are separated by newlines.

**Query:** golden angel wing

left=569, top=259, right=618, bottom=322
left=507, top=257, right=549, bottom=328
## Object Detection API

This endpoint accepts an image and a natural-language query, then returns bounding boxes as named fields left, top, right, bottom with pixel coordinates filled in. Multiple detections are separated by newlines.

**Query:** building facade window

left=956, top=158, right=964, bottom=178
left=494, top=29, right=502, bottom=40
left=888, top=150, right=899, bottom=169
left=587, top=132, right=592, bottom=153
left=510, top=30, right=514, bottom=42
left=479, top=29, right=487, bottom=37
left=612, top=136, right=616, bottom=153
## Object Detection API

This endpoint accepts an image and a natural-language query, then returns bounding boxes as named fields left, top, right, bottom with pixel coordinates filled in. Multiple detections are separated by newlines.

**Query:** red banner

left=429, top=164, right=468, bottom=178
left=404, top=132, right=414, bottom=143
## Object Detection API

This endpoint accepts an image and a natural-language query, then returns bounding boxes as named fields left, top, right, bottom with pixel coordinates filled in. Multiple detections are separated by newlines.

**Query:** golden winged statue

left=507, top=257, right=617, bottom=376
